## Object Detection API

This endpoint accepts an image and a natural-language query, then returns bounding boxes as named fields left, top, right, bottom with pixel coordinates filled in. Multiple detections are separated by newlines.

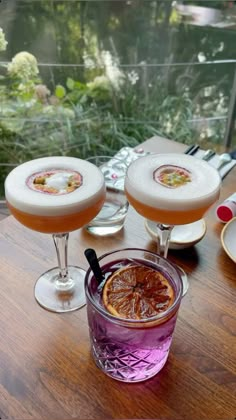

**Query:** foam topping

left=5, top=156, right=105, bottom=216
left=125, top=153, right=221, bottom=211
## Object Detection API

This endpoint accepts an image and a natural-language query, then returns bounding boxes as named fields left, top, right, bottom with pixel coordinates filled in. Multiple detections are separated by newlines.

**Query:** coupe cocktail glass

left=85, top=247, right=183, bottom=383
left=125, top=153, right=221, bottom=295
left=5, top=156, right=106, bottom=312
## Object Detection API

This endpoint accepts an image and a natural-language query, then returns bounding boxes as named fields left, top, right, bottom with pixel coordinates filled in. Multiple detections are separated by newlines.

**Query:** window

left=1, top=0, right=236, bottom=198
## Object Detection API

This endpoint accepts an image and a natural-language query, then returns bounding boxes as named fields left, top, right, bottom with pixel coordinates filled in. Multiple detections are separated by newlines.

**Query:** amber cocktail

left=5, top=156, right=105, bottom=312
left=125, top=153, right=221, bottom=294
left=125, top=153, right=221, bottom=225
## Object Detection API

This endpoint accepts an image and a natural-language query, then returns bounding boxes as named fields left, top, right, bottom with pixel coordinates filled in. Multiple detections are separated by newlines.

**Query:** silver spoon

left=216, top=153, right=232, bottom=171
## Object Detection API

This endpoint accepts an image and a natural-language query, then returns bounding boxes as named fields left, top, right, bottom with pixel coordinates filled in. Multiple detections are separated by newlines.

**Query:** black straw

left=84, top=248, right=105, bottom=285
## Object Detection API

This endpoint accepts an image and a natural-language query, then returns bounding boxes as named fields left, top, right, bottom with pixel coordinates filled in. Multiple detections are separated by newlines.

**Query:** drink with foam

left=125, top=153, right=221, bottom=225
left=5, top=156, right=106, bottom=313
left=5, top=156, right=106, bottom=234
left=85, top=248, right=183, bottom=382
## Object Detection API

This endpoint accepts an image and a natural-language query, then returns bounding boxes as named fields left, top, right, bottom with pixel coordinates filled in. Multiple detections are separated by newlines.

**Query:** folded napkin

left=113, top=146, right=149, bottom=166
left=187, top=149, right=236, bottom=179
left=106, top=147, right=149, bottom=191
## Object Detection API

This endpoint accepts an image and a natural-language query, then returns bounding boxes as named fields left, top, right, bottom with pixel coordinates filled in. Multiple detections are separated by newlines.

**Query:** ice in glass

left=85, top=248, right=183, bottom=383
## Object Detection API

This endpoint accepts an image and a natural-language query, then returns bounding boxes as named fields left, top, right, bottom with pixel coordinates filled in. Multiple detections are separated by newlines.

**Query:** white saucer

left=221, top=217, right=236, bottom=263
left=144, top=219, right=207, bottom=250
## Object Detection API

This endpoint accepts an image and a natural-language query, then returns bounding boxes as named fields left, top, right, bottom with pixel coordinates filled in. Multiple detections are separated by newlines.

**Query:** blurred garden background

left=1, top=0, right=236, bottom=198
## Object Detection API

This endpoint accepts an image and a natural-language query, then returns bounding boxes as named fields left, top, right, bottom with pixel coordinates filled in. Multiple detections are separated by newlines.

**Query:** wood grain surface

left=0, top=136, right=235, bottom=419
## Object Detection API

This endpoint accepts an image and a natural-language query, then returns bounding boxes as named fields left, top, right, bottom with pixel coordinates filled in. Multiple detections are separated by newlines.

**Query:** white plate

left=221, top=217, right=236, bottom=263
left=144, top=219, right=207, bottom=250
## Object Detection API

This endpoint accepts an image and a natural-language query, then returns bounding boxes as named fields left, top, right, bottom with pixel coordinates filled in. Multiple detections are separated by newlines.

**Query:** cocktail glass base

left=34, top=265, right=86, bottom=313
left=86, top=223, right=123, bottom=236
left=175, top=265, right=189, bottom=297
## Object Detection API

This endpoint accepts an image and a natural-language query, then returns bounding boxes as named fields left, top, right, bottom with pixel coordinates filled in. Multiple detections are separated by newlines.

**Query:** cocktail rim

left=85, top=247, right=183, bottom=327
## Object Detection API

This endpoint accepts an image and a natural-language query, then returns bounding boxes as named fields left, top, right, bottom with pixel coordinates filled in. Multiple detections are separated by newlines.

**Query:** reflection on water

left=0, top=0, right=236, bottom=195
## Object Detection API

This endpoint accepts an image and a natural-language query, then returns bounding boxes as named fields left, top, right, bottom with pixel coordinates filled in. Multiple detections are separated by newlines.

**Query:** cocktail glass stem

left=53, top=233, right=74, bottom=292
left=156, top=223, right=174, bottom=258
left=156, top=223, right=188, bottom=296
left=34, top=233, right=86, bottom=313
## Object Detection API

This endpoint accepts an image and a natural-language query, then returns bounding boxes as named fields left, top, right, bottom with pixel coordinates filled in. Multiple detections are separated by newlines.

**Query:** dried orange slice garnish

left=102, top=264, right=174, bottom=320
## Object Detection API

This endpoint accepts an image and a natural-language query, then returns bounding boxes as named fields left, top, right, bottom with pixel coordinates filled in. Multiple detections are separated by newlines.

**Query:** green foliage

left=0, top=0, right=234, bottom=198
left=0, top=56, right=228, bottom=197
left=55, top=85, right=66, bottom=99
left=0, top=65, right=196, bottom=197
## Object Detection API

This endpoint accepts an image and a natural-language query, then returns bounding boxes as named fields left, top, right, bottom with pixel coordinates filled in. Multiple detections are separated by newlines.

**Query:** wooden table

left=0, top=137, right=235, bottom=419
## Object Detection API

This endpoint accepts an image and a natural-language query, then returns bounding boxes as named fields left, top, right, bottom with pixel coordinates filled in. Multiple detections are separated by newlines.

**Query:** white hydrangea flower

left=165, top=121, right=173, bottom=134
left=0, top=27, right=8, bottom=52
left=83, top=53, right=96, bottom=70
left=206, top=127, right=214, bottom=138
left=7, top=51, right=39, bottom=80
left=100, top=50, right=125, bottom=90
left=127, top=70, right=139, bottom=85
left=87, top=75, right=111, bottom=91
left=198, top=52, right=206, bottom=63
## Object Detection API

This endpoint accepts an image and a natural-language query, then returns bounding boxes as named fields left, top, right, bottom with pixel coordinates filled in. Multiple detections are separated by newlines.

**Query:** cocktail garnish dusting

left=27, top=169, right=83, bottom=195
left=154, top=165, right=192, bottom=189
